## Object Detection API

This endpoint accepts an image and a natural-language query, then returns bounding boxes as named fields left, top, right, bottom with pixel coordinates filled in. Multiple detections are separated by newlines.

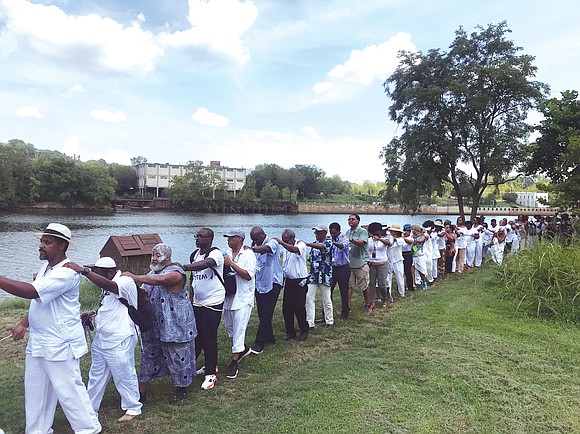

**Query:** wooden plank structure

left=99, top=234, right=162, bottom=274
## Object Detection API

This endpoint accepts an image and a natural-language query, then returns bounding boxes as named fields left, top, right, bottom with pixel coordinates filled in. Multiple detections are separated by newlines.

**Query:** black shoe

left=169, top=387, right=187, bottom=404
left=251, top=343, right=264, bottom=354
left=225, top=361, right=239, bottom=379
left=283, top=334, right=296, bottom=340
left=239, top=345, right=252, bottom=360
left=326, top=324, right=334, bottom=329
left=296, top=332, right=309, bottom=341
left=314, top=317, right=325, bottom=324
left=309, top=326, right=315, bottom=331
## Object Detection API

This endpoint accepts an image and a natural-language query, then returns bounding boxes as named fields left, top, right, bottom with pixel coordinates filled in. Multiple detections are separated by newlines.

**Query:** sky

left=1, top=0, right=579, bottom=184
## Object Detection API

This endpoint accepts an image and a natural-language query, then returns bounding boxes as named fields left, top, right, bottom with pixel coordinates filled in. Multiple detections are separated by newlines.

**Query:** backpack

left=189, top=247, right=236, bottom=297
left=119, top=286, right=155, bottom=332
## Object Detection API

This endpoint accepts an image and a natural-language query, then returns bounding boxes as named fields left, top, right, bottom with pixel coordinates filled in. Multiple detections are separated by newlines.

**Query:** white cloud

left=16, top=105, right=42, bottom=118
left=61, top=136, right=80, bottom=156
left=191, top=107, right=230, bottom=127
left=90, top=109, right=126, bottom=123
left=160, top=0, right=258, bottom=64
left=301, top=127, right=319, bottom=138
left=313, top=32, right=416, bottom=100
left=63, top=84, right=84, bottom=97
left=99, top=148, right=132, bottom=165
left=0, top=0, right=163, bottom=74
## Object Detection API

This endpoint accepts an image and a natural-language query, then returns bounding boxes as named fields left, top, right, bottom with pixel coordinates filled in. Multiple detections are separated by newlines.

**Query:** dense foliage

left=0, top=139, right=135, bottom=208
left=526, top=90, right=580, bottom=210
left=382, top=22, right=548, bottom=218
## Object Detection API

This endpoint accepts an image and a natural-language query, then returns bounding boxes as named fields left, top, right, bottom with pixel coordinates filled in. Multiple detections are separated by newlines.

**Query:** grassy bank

left=1, top=267, right=579, bottom=433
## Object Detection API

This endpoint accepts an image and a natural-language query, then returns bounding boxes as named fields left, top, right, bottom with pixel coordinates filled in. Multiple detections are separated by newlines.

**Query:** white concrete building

left=515, top=191, right=549, bottom=208
left=136, top=161, right=246, bottom=197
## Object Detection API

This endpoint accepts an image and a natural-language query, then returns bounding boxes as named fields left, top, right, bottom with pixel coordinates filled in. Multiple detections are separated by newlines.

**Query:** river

left=0, top=209, right=495, bottom=300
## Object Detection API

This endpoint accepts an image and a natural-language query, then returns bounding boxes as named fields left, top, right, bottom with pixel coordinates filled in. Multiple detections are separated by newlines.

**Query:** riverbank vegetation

left=0, top=139, right=136, bottom=209
left=1, top=246, right=579, bottom=433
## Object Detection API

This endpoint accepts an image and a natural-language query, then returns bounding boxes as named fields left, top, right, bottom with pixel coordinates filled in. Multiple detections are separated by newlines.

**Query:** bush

left=498, top=241, right=580, bottom=323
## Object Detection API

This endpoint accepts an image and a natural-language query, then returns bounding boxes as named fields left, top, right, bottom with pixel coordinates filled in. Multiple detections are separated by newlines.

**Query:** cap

left=223, top=229, right=245, bottom=239
left=94, top=257, right=116, bottom=269
left=388, top=224, right=403, bottom=233
left=403, top=223, right=412, bottom=231
left=312, top=225, right=329, bottom=233
left=35, top=223, right=71, bottom=243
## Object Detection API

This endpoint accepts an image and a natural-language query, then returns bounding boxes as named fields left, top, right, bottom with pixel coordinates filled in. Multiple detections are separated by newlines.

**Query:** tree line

left=0, top=139, right=136, bottom=208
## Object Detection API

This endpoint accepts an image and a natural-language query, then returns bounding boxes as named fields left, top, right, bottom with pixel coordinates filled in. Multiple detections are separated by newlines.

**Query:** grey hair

left=152, top=243, right=172, bottom=257
left=282, top=228, right=295, bottom=238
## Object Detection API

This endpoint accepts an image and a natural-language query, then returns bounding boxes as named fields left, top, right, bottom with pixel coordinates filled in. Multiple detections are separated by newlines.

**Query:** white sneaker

left=201, top=374, right=217, bottom=390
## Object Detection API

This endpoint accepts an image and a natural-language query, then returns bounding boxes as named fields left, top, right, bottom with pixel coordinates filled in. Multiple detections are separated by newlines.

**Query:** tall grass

left=498, top=240, right=580, bottom=323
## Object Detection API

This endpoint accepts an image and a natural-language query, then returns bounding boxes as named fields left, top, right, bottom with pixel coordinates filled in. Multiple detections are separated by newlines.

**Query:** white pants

left=391, top=261, right=405, bottom=296
left=87, top=335, right=142, bottom=417
left=431, top=258, right=438, bottom=280
left=475, top=238, right=483, bottom=267
left=25, top=352, right=101, bottom=434
left=466, top=244, right=476, bottom=267
left=306, top=283, right=334, bottom=326
left=224, top=304, right=253, bottom=353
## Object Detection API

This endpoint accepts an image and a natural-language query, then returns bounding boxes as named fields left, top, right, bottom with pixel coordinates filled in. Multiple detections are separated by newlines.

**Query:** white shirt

left=388, top=237, right=405, bottom=263
left=192, top=248, right=225, bottom=307
left=368, top=237, right=388, bottom=263
left=282, top=241, right=308, bottom=279
left=224, top=247, right=256, bottom=311
left=28, top=259, right=87, bottom=361
left=466, top=227, right=479, bottom=248
left=430, top=232, right=441, bottom=259
left=455, top=226, right=468, bottom=249
left=94, top=271, right=137, bottom=349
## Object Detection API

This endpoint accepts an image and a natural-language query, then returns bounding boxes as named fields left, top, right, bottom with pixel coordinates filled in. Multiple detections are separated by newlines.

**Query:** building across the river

left=515, top=192, right=549, bottom=208
left=136, top=160, right=246, bottom=197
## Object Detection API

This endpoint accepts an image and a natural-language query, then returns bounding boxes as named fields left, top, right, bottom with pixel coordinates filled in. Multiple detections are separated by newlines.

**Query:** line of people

left=1, top=213, right=574, bottom=433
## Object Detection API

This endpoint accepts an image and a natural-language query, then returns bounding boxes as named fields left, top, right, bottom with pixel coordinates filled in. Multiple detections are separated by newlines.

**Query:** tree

left=130, top=155, right=147, bottom=167
left=108, top=163, right=137, bottom=196
left=78, top=160, right=117, bottom=206
left=382, top=22, right=548, bottom=218
left=169, top=160, right=226, bottom=207
left=526, top=90, right=580, bottom=209
left=260, top=181, right=280, bottom=205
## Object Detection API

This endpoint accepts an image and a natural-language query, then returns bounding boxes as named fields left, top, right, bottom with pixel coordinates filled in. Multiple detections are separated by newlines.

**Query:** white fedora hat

left=35, top=223, right=72, bottom=243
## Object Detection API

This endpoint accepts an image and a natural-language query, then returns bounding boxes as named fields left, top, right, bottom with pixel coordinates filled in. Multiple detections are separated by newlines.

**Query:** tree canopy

left=382, top=22, right=548, bottom=218
left=169, top=160, right=226, bottom=207
left=0, top=139, right=135, bottom=208
left=526, top=90, right=580, bottom=209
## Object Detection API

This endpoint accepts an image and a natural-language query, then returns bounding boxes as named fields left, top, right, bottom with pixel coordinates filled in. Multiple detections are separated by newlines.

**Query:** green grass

left=1, top=267, right=580, bottom=433
left=498, top=240, right=580, bottom=323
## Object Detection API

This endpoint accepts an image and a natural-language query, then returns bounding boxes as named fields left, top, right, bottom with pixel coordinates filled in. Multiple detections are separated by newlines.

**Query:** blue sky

left=1, top=0, right=578, bottom=183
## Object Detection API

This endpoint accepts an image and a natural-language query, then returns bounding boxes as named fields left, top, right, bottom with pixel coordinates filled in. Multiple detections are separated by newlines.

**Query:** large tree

left=382, top=22, right=548, bottom=218
left=526, top=90, right=580, bottom=210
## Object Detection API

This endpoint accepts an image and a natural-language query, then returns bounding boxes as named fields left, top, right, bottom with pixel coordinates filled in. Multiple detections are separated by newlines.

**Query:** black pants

left=282, top=277, right=309, bottom=336
left=193, top=303, right=223, bottom=375
left=254, top=283, right=282, bottom=346
left=403, top=251, right=414, bottom=291
left=331, top=264, right=350, bottom=319
left=445, top=255, right=454, bottom=274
